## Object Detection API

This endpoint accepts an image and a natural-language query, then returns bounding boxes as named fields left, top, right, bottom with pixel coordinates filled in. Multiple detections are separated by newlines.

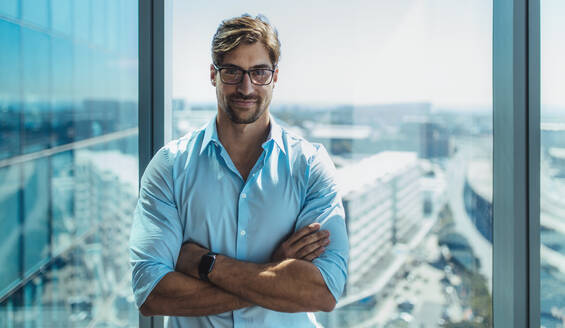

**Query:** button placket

left=236, top=187, right=249, bottom=259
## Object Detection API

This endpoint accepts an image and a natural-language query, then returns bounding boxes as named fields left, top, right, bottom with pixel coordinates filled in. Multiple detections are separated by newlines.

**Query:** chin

left=226, top=106, right=265, bottom=125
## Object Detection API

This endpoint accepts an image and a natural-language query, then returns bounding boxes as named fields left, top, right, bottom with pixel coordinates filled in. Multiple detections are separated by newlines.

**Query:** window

left=540, top=0, right=565, bottom=325
left=0, top=1, right=139, bottom=326
left=0, top=20, right=20, bottom=160
left=169, top=1, right=492, bottom=326
left=0, top=0, right=548, bottom=326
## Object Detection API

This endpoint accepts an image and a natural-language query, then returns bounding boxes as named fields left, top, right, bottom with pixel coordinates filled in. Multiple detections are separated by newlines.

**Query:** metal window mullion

left=493, top=0, right=540, bottom=327
left=138, top=0, right=166, bottom=327
left=527, top=0, right=540, bottom=326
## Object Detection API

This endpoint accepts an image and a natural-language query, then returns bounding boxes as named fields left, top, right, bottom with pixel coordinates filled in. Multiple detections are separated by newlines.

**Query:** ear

left=210, top=64, right=217, bottom=87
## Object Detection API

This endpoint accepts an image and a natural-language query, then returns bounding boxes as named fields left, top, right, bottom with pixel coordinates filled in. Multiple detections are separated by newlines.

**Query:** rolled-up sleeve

left=129, top=146, right=183, bottom=308
left=296, top=145, right=349, bottom=302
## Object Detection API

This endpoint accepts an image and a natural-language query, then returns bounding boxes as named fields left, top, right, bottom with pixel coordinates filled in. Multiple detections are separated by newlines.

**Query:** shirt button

left=240, top=230, right=246, bottom=236
left=241, top=193, right=247, bottom=199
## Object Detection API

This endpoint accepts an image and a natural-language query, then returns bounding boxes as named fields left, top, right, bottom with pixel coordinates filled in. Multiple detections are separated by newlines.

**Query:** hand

left=271, top=223, right=330, bottom=262
left=176, top=242, right=210, bottom=279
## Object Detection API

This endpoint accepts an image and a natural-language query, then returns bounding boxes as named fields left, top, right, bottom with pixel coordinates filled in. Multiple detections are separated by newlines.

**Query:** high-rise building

left=0, top=1, right=139, bottom=326
left=336, top=152, right=423, bottom=296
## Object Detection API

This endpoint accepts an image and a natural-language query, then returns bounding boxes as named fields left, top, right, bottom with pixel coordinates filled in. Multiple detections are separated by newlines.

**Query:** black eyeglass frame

left=213, top=64, right=276, bottom=86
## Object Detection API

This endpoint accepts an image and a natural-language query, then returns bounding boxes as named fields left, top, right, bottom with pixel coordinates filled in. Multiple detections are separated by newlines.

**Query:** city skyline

left=172, top=0, right=565, bottom=110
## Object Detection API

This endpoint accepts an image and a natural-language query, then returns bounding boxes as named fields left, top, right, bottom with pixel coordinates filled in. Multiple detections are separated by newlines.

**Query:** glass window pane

left=23, top=157, right=50, bottom=275
left=51, top=151, right=74, bottom=255
left=91, top=0, right=106, bottom=47
left=51, top=36, right=74, bottom=147
left=540, top=0, right=565, bottom=326
left=170, top=2, right=493, bottom=327
left=22, top=28, right=50, bottom=153
left=21, top=0, right=48, bottom=29
left=73, top=43, right=93, bottom=142
left=0, top=1, right=139, bottom=326
left=0, top=165, right=22, bottom=294
left=73, top=0, right=91, bottom=42
left=0, top=0, right=18, bottom=19
left=51, top=0, right=71, bottom=35
left=0, top=20, right=21, bottom=160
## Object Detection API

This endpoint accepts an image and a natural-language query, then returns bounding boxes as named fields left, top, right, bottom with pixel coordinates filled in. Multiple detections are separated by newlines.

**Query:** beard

left=223, top=93, right=269, bottom=124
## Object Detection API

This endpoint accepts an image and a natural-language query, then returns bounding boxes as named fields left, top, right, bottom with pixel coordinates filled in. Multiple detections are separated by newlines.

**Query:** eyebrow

left=222, top=63, right=273, bottom=70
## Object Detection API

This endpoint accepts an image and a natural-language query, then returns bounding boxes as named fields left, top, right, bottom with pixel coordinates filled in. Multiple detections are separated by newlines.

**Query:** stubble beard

left=224, top=94, right=269, bottom=124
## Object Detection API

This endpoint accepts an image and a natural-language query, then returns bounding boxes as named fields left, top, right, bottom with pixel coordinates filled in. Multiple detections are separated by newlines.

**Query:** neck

left=216, top=110, right=271, bottom=156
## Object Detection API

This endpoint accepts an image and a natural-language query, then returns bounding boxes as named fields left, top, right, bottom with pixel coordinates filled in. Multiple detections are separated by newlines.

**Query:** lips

left=230, top=97, right=258, bottom=107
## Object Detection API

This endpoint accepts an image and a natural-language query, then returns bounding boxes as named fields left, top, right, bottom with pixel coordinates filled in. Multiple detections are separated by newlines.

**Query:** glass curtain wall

left=0, top=1, right=139, bottom=327
left=540, top=1, right=565, bottom=327
left=170, top=1, right=493, bottom=327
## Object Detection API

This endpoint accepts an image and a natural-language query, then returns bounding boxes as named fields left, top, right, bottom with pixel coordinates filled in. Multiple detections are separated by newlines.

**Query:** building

left=0, top=2, right=139, bottom=326
left=336, top=151, right=423, bottom=295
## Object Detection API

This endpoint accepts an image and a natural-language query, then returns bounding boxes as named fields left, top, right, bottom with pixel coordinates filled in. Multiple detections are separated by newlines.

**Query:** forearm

left=140, top=271, right=252, bottom=317
left=208, top=256, right=335, bottom=312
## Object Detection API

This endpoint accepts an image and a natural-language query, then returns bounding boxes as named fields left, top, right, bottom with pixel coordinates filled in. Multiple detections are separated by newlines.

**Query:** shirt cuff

left=131, top=262, right=174, bottom=308
left=312, top=250, right=348, bottom=302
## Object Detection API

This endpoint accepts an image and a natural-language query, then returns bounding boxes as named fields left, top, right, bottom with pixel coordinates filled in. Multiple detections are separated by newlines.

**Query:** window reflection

left=21, top=0, right=48, bottom=28
left=22, top=28, right=50, bottom=153
left=52, top=151, right=75, bottom=255
left=0, top=165, right=21, bottom=294
left=0, top=0, right=139, bottom=326
left=0, top=0, right=18, bottom=19
left=51, top=0, right=72, bottom=35
left=23, top=157, right=50, bottom=275
left=51, top=37, right=74, bottom=147
left=0, top=20, right=21, bottom=160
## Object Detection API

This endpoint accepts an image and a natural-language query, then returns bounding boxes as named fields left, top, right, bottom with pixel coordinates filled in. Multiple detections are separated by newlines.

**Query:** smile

left=231, top=99, right=257, bottom=107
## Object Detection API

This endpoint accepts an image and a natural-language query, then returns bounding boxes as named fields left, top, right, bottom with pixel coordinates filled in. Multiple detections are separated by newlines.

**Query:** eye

left=252, top=69, right=269, bottom=77
left=223, top=67, right=241, bottom=76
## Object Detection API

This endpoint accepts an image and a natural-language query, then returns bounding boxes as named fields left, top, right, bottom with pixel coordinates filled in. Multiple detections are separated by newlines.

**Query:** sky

left=171, top=0, right=564, bottom=111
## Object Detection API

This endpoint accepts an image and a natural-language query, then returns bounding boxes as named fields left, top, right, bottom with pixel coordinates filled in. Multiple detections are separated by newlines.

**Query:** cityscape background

left=0, top=0, right=564, bottom=327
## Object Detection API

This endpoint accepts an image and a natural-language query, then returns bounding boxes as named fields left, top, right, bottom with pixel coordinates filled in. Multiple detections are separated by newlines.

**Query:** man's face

left=211, top=42, right=278, bottom=124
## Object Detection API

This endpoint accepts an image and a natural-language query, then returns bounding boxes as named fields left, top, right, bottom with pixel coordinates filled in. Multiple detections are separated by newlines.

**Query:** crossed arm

left=139, top=223, right=333, bottom=316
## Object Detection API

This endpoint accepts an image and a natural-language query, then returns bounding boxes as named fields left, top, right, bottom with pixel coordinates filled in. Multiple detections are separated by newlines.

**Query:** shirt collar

left=265, top=116, right=286, bottom=155
left=200, top=116, right=220, bottom=155
left=199, top=115, right=286, bottom=155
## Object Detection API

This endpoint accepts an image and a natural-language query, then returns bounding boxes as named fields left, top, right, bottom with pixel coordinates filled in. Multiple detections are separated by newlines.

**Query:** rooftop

left=336, top=151, right=419, bottom=197
left=466, top=160, right=492, bottom=201
left=310, top=124, right=372, bottom=140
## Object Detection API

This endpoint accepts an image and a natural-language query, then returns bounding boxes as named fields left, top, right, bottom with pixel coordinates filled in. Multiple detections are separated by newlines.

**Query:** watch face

left=199, top=253, right=217, bottom=281
left=201, top=255, right=216, bottom=273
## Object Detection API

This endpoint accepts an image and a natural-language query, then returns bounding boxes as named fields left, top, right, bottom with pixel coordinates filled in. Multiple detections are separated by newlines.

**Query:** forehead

left=222, top=42, right=271, bottom=68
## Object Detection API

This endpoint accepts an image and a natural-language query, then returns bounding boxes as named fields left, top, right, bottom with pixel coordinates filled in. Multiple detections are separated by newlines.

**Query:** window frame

left=493, top=0, right=540, bottom=326
left=138, top=0, right=542, bottom=326
left=138, top=0, right=170, bottom=327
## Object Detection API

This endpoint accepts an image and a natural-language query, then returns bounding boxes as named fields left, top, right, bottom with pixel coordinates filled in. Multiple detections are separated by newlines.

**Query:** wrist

left=207, top=254, right=224, bottom=282
left=177, top=243, right=210, bottom=279
left=198, top=251, right=218, bottom=282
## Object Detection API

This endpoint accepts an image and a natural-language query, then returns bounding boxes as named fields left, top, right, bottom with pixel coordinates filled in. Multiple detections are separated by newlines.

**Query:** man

left=129, top=14, right=349, bottom=327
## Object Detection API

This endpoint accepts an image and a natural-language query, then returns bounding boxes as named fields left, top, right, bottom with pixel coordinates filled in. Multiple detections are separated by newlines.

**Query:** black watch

left=198, top=251, right=217, bottom=282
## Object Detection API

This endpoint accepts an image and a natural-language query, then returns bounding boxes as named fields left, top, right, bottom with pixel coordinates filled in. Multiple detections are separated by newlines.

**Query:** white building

left=336, top=151, right=422, bottom=295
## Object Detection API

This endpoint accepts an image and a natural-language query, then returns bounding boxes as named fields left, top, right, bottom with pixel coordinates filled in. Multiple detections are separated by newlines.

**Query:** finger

left=296, top=236, right=329, bottom=258
left=292, top=229, right=330, bottom=252
left=303, top=246, right=326, bottom=261
left=285, top=223, right=321, bottom=245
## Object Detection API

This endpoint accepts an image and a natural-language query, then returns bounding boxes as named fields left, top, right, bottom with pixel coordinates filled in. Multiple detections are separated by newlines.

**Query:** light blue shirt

left=129, top=116, right=349, bottom=328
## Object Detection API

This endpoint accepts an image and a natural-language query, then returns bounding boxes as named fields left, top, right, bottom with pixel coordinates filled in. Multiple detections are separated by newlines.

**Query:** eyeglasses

left=214, top=64, right=275, bottom=86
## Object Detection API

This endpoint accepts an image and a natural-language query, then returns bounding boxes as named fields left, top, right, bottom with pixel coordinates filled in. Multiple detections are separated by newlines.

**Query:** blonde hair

left=212, top=14, right=281, bottom=67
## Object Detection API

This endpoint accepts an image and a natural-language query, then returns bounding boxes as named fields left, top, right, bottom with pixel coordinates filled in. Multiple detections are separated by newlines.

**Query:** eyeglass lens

left=220, top=68, right=273, bottom=85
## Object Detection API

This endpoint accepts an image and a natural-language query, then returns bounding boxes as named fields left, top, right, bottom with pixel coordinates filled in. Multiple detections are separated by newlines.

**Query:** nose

left=237, top=72, right=254, bottom=96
